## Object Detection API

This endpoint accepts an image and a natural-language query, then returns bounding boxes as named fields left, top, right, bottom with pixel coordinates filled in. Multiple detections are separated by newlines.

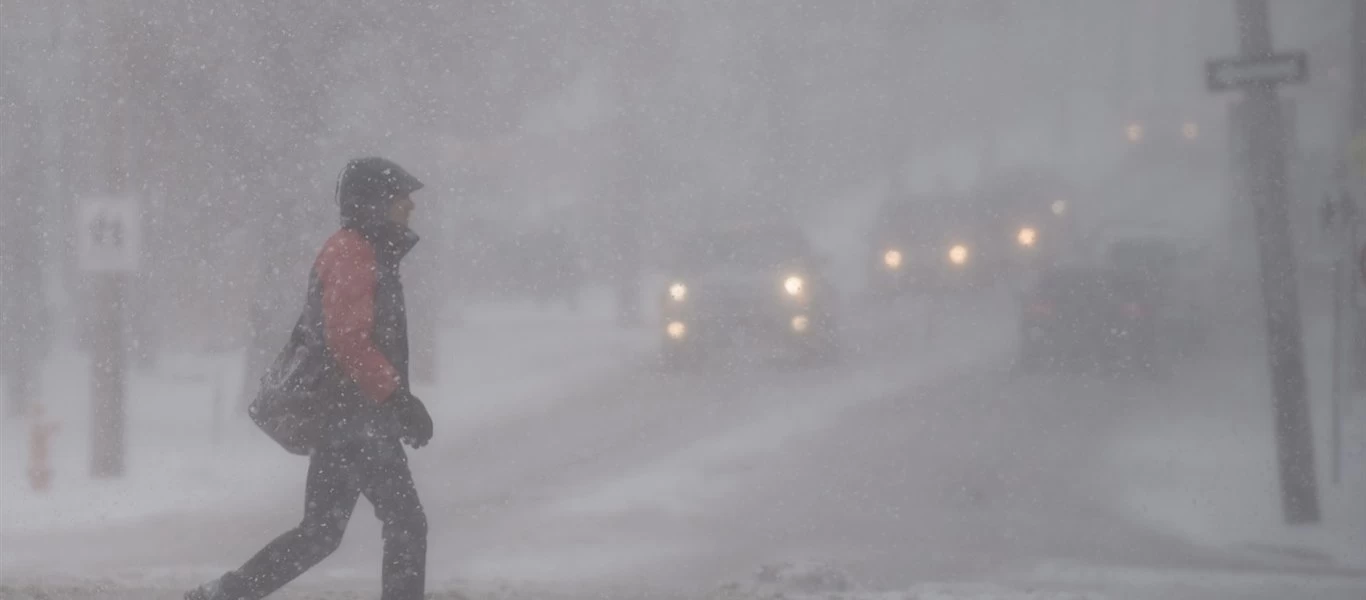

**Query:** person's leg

left=220, top=446, right=362, bottom=599
left=357, top=438, right=427, bottom=600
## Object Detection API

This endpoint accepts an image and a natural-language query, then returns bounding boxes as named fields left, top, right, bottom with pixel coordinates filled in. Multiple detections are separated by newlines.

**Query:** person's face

left=387, top=193, right=415, bottom=227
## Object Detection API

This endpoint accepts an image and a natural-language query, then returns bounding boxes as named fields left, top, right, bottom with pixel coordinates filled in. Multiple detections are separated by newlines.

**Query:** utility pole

left=0, top=87, right=49, bottom=421
left=1223, top=0, right=1320, bottom=524
left=1349, top=0, right=1366, bottom=389
left=1326, top=0, right=1366, bottom=485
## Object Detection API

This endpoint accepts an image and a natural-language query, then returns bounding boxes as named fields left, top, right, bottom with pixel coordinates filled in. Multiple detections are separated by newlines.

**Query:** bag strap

left=288, top=311, right=309, bottom=346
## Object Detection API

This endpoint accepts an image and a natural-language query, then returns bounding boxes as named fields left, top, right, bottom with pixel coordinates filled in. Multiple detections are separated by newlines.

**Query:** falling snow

left=2, top=2, right=1365, bottom=599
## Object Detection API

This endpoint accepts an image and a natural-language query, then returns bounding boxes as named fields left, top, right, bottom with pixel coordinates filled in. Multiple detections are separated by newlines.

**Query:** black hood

left=336, top=156, right=424, bottom=228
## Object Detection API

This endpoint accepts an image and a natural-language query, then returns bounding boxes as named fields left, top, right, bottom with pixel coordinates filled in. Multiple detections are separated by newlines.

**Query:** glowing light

left=784, top=276, right=805, bottom=296
left=1051, top=200, right=1067, bottom=216
left=948, top=244, right=970, bottom=266
left=883, top=249, right=903, bottom=269
left=1126, top=122, right=1144, bottom=143
left=668, top=282, right=687, bottom=301
left=1017, top=227, right=1038, bottom=248
left=666, top=321, right=686, bottom=340
left=790, top=315, right=810, bottom=333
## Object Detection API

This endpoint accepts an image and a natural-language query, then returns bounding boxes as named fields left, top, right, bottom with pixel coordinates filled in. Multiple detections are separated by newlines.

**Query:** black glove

left=391, top=389, right=433, bottom=449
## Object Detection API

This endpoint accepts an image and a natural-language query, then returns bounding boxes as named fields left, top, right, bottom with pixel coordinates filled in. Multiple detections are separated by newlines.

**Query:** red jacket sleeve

left=318, top=231, right=401, bottom=404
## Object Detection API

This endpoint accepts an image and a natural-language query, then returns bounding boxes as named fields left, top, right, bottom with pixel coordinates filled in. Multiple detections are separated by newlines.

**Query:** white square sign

left=78, top=196, right=142, bottom=272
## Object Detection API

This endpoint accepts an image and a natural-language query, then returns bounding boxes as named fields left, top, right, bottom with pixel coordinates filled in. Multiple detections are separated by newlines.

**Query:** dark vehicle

left=973, top=167, right=1082, bottom=275
left=659, top=222, right=840, bottom=368
left=1016, top=264, right=1165, bottom=376
left=866, top=193, right=989, bottom=305
left=1101, top=233, right=1213, bottom=351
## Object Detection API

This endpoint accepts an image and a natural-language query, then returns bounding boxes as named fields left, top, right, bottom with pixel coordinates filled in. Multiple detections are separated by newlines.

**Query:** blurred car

left=972, top=167, right=1082, bottom=274
left=659, top=222, right=840, bottom=368
left=1101, top=233, right=1215, bottom=349
left=1017, top=227, right=1214, bottom=376
left=1016, top=263, right=1163, bottom=376
left=866, top=193, right=990, bottom=305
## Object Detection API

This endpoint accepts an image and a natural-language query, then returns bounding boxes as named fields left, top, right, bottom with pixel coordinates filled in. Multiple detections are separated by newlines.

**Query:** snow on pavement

left=4, top=306, right=1365, bottom=598
left=0, top=350, right=293, bottom=537
left=548, top=340, right=1003, bottom=519
left=708, top=559, right=1365, bottom=600
left=448, top=309, right=1018, bottom=586
left=3, top=559, right=1364, bottom=600
left=1020, top=559, right=1366, bottom=599
left=1104, top=315, right=1366, bottom=570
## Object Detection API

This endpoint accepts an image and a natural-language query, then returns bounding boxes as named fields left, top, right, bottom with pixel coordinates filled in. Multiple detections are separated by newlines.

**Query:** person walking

left=188, top=157, right=434, bottom=600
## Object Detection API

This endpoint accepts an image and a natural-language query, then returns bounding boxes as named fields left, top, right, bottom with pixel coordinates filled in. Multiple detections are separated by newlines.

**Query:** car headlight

left=883, top=249, right=903, bottom=269
left=1126, top=122, right=1144, bottom=143
left=666, top=321, right=686, bottom=339
left=784, top=275, right=805, bottom=296
left=1017, top=227, right=1037, bottom=248
left=948, top=244, right=969, bottom=266
left=1181, top=121, right=1199, bottom=140
left=790, top=314, right=810, bottom=332
left=668, top=282, right=687, bottom=302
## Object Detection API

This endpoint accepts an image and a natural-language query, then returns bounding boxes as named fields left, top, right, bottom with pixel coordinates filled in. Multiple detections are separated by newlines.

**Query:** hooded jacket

left=252, top=159, right=423, bottom=451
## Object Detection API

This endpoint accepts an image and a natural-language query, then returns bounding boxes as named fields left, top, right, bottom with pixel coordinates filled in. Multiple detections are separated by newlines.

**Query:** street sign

left=78, top=196, right=141, bottom=272
left=1206, top=51, right=1308, bottom=92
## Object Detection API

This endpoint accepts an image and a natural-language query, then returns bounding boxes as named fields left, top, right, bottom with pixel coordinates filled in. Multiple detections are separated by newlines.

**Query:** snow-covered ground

left=0, top=296, right=651, bottom=540
left=3, top=559, right=1359, bottom=600
left=0, top=294, right=1022, bottom=598
left=1104, top=314, right=1366, bottom=572
left=705, top=560, right=1366, bottom=600
left=0, top=348, right=293, bottom=536
left=3, top=287, right=1364, bottom=600
left=445, top=305, right=1017, bottom=587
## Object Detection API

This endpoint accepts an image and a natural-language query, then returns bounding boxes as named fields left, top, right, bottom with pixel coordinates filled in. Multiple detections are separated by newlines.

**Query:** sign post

left=1324, top=191, right=1359, bottom=486
left=78, top=196, right=141, bottom=478
left=1208, top=0, right=1319, bottom=524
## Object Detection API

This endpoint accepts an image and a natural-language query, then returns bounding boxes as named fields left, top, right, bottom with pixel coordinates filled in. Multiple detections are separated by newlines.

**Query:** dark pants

left=221, top=437, right=427, bottom=599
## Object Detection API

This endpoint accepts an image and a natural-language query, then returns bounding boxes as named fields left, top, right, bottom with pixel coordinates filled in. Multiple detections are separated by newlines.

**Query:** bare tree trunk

left=0, top=95, right=51, bottom=418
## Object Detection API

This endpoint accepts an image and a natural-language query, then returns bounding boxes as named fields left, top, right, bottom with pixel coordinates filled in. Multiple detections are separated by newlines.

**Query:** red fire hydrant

left=28, top=405, right=59, bottom=493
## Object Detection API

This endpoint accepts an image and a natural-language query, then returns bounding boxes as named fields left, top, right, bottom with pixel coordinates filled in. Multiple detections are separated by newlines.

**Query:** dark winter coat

left=251, top=220, right=419, bottom=453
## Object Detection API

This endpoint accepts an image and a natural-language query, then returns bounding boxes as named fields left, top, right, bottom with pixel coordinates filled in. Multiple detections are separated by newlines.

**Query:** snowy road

left=2, top=296, right=1364, bottom=599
